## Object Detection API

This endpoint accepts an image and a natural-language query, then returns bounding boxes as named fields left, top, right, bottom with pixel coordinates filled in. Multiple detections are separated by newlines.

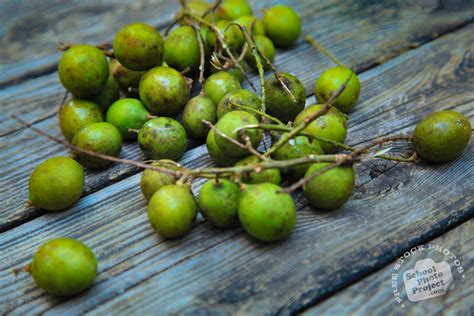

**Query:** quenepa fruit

left=216, top=0, right=252, bottom=21
left=91, top=74, right=119, bottom=112
left=109, top=59, right=145, bottom=94
left=29, top=238, right=97, bottom=296
left=29, top=157, right=84, bottom=211
left=206, top=129, right=239, bottom=166
left=413, top=110, right=471, bottom=162
left=58, top=44, right=109, bottom=98
left=138, top=117, right=187, bottom=161
left=234, top=15, right=265, bottom=36
left=113, top=23, right=164, bottom=71
left=139, top=66, right=190, bottom=116
left=217, top=88, right=260, bottom=119
left=265, top=73, right=306, bottom=123
left=71, top=122, right=123, bottom=169
left=204, top=71, right=241, bottom=105
left=206, top=20, right=245, bottom=52
left=182, top=95, right=217, bottom=139
left=234, top=156, right=281, bottom=184
left=198, top=179, right=240, bottom=228
left=245, top=35, right=275, bottom=70
left=262, top=5, right=301, bottom=47
left=238, top=183, right=296, bottom=242
left=105, top=98, right=150, bottom=140
left=147, top=184, right=197, bottom=238
left=59, top=99, right=103, bottom=141
left=303, top=163, right=355, bottom=210
left=164, top=26, right=201, bottom=72
left=294, top=104, right=348, bottom=153
left=140, top=160, right=178, bottom=200
left=315, top=67, right=361, bottom=114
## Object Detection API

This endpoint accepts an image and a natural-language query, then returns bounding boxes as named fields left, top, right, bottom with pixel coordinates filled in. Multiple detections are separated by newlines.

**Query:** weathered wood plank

left=2, top=0, right=473, bottom=135
left=0, top=26, right=472, bottom=314
left=303, top=219, right=474, bottom=316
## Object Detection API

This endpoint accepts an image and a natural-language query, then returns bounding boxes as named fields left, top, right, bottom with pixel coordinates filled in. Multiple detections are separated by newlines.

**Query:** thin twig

left=243, top=135, right=266, bottom=161
left=304, top=35, right=346, bottom=68
left=230, top=103, right=285, bottom=125
left=191, top=21, right=207, bottom=92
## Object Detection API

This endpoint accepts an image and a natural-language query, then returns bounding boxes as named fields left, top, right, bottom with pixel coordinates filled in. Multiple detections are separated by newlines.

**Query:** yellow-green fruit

left=182, top=95, right=217, bottom=139
left=234, top=15, right=265, bottom=36
left=177, top=0, right=214, bottom=26
left=140, top=160, right=178, bottom=200
left=234, top=156, right=281, bottom=184
left=315, top=67, right=361, bottom=114
left=210, top=62, right=249, bottom=83
left=71, top=122, right=123, bottom=169
left=303, top=163, right=355, bottom=210
left=109, top=59, right=145, bottom=94
left=198, top=179, right=240, bottom=228
left=164, top=26, right=201, bottom=72
left=113, top=23, right=164, bottom=71
left=245, top=35, right=275, bottom=70
left=58, top=44, right=109, bottom=98
left=90, top=74, right=119, bottom=113
left=59, top=99, right=103, bottom=142
left=206, top=129, right=239, bottom=166
left=238, top=183, right=296, bottom=242
left=147, top=185, right=197, bottom=238
left=413, top=110, right=471, bottom=162
left=29, top=238, right=97, bottom=296
left=217, top=88, right=260, bottom=119
left=28, top=157, right=84, bottom=211
left=105, top=98, right=150, bottom=140
left=263, top=5, right=301, bottom=47
left=294, top=104, right=348, bottom=153
left=206, top=20, right=245, bottom=52
left=204, top=71, right=241, bottom=105
left=216, top=0, right=252, bottom=20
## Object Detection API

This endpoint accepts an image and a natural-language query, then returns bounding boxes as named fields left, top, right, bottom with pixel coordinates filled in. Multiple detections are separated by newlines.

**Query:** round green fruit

left=303, top=163, right=355, bottom=210
left=71, top=122, right=123, bottom=169
left=198, top=178, right=240, bottom=228
left=210, top=63, right=248, bottom=83
left=265, top=72, right=306, bottom=123
left=206, top=129, right=239, bottom=166
left=182, top=95, right=217, bottom=139
left=59, top=99, right=103, bottom=142
left=234, top=15, right=265, bottom=36
left=139, top=66, right=190, bottom=116
left=263, top=5, right=301, bottom=47
left=245, top=35, right=275, bottom=70
left=217, top=88, right=260, bottom=119
left=214, top=110, right=263, bottom=158
left=90, top=74, right=119, bottom=112
left=113, top=23, right=164, bottom=71
left=109, top=59, right=146, bottom=95
left=164, top=26, right=201, bottom=72
left=147, top=184, right=197, bottom=238
left=216, top=0, right=252, bottom=20
left=414, top=110, right=471, bottom=162
left=204, top=71, right=241, bottom=105
left=58, top=44, right=109, bottom=98
left=206, top=20, right=245, bottom=52
left=140, top=160, right=178, bottom=200
left=234, top=156, right=281, bottom=184
left=28, top=157, right=84, bottom=211
left=294, top=104, right=348, bottom=153
left=315, top=67, right=361, bottom=114
left=105, top=98, right=150, bottom=140
left=138, top=117, right=187, bottom=161
left=29, top=238, right=97, bottom=296
left=238, top=183, right=296, bottom=242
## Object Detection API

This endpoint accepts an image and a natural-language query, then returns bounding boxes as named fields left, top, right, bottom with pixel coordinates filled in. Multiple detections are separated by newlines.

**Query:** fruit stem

left=304, top=35, right=346, bottom=68
left=191, top=21, right=207, bottom=92
left=230, top=103, right=284, bottom=125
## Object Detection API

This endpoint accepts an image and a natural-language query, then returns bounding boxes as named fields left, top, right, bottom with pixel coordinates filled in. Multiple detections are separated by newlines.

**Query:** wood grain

left=303, top=219, right=474, bottom=316
left=0, top=25, right=472, bottom=314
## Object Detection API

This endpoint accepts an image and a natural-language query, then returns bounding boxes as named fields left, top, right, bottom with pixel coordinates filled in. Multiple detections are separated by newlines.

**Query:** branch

left=304, top=35, right=346, bottom=68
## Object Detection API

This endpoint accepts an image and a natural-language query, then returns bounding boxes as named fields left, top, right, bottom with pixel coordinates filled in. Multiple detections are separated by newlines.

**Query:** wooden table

left=1, top=0, right=473, bottom=314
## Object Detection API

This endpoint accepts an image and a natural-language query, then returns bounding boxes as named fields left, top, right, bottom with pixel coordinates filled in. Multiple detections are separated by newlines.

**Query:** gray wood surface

left=0, top=24, right=472, bottom=314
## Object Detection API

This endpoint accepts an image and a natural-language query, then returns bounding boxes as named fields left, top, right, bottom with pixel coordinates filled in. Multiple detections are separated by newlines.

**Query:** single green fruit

left=214, top=111, right=263, bottom=158
left=139, top=66, right=190, bottom=116
left=113, top=23, right=164, bottom=71
left=303, top=163, right=355, bottom=210
left=105, top=98, right=150, bottom=140
left=234, top=156, right=281, bottom=184
left=294, top=104, right=348, bottom=153
left=147, top=184, right=197, bottom=238
left=109, top=59, right=145, bottom=95
left=164, top=26, right=201, bottom=72
left=238, top=183, right=296, bottom=242
left=206, top=129, right=239, bottom=166
left=315, top=67, right=361, bottom=114
left=138, top=117, right=187, bottom=161
left=210, top=62, right=248, bottom=83
left=140, top=160, right=178, bottom=200
left=28, top=157, right=84, bottom=211
left=234, top=15, right=265, bottom=36
left=263, top=5, right=301, bottom=47
left=413, top=110, right=471, bottom=162
left=265, top=72, right=306, bottom=123
left=198, top=179, right=240, bottom=228
left=29, top=238, right=97, bottom=296
left=59, top=99, right=104, bottom=142
left=71, top=122, right=123, bottom=169
left=204, top=71, right=241, bottom=105
left=58, top=44, right=109, bottom=98
left=90, top=74, right=120, bottom=113
left=217, top=88, right=261, bottom=120
left=206, top=20, right=245, bottom=52
left=245, top=35, right=275, bottom=70
left=182, top=95, right=217, bottom=139
left=216, top=0, right=252, bottom=20
left=271, top=133, right=324, bottom=179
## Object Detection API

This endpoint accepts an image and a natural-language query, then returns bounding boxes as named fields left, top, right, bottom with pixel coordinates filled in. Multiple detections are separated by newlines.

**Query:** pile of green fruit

left=23, top=0, right=471, bottom=297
